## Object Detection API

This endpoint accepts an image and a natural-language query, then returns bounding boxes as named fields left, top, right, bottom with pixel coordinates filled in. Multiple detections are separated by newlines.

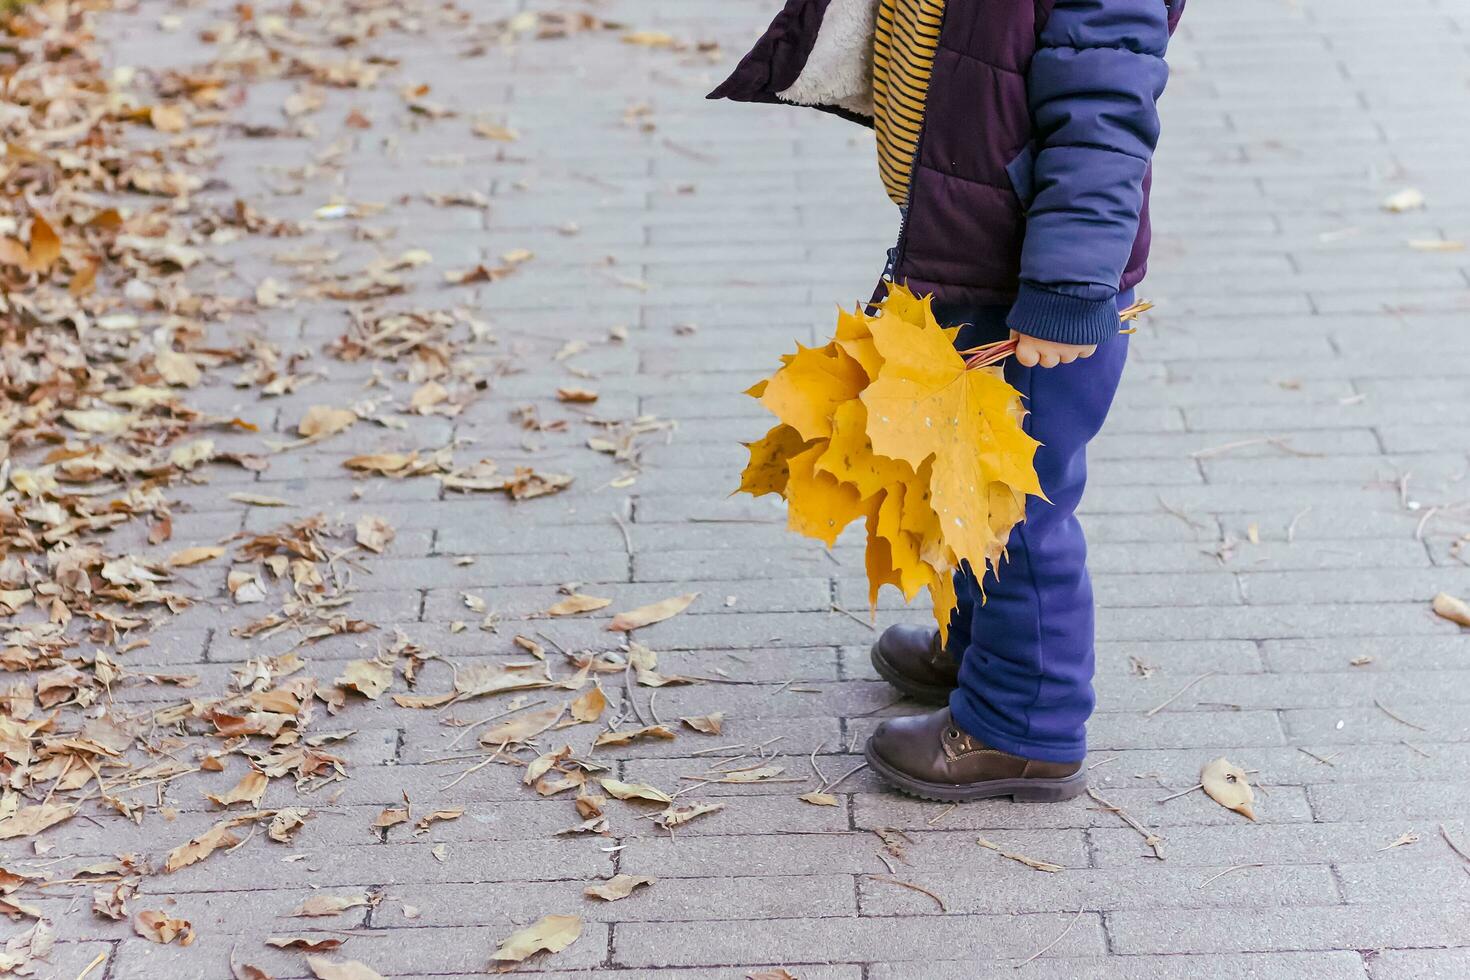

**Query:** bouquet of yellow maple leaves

left=738, top=284, right=1141, bottom=641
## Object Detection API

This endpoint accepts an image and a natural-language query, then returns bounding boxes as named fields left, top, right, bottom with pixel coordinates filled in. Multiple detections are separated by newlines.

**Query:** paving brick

left=868, top=952, right=1369, bottom=980
left=1105, top=903, right=1470, bottom=955
left=613, top=912, right=1106, bottom=968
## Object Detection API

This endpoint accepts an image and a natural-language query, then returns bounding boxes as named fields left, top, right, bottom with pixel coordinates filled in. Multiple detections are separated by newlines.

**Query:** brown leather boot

left=863, top=706, right=1086, bottom=803
left=869, top=624, right=959, bottom=704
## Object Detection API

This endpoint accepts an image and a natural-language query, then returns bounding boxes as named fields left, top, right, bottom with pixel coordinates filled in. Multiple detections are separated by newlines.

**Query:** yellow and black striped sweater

left=873, top=0, right=947, bottom=206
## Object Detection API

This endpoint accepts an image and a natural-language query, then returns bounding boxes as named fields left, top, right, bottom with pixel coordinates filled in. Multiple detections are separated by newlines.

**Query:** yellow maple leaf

left=737, top=423, right=812, bottom=497
left=861, top=305, right=1042, bottom=577
left=784, top=443, right=870, bottom=547
left=814, top=400, right=913, bottom=501
left=758, top=342, right=868, bottom=442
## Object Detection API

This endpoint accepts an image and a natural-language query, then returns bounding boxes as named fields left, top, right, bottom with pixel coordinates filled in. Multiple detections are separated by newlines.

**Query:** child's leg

left=943, top=293, right=1134, bottom=763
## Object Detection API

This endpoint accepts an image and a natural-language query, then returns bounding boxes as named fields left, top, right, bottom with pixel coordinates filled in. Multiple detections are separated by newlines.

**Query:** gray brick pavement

left=9, top=0, right=1468, bottom=976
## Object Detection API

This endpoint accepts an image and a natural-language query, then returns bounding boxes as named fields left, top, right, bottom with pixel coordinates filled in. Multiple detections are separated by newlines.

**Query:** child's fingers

left=1013, top=340, right=1041, bottom=367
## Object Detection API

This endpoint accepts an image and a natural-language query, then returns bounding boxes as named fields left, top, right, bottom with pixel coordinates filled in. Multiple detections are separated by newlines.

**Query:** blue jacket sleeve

left=1006, top=0, right=1171, bottom=346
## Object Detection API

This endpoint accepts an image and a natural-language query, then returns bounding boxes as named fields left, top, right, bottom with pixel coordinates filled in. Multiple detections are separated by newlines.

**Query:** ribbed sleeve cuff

left=1006, top=283, right=1121, bottom=347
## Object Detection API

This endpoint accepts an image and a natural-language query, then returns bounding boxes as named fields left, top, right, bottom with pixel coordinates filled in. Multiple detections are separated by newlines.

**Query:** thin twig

left=830, top=603, right=876, bottom=631
left=1440, top=824, right=1470, bottom=864
left=820, top=762, right=869, bottom=794
left=1145, top=672, right=1215, bottom=717
left=610, top=511, right=633, bottom=555
left=1199, top=863, right=1262, bottom=887
left=809, top=743, right=829, bottom=787
left=1087, top=788, right=1164, bottom=860
left=1156, top=782, right=1203, bottom=804
left=1374, top=697, right=1427, bottom=732
left=1157, top=495, right=1207, bottom=531
left=865, top=874, right=947, bottom=911
left=927, top=804, right=957, bottom=826
left=1286, top=506, right=1311, bottom=543
left=1297, top=747, right=1338, bottom=767
left=74, top=951, right=108, bottom=980
left=1016, top=907, right=1085, bottom=968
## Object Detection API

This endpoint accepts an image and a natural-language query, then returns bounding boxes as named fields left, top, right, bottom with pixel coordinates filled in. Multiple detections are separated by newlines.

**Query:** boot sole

left=863, top=740, right=1088, bottom=804
left=868, top=641, right=954, bottom=706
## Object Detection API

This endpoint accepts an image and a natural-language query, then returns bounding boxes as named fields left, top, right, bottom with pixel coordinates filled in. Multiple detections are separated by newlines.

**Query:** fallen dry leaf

left=306, top=957, right=385, bottom=980
left=480, top=705, right=565, bottom=746
left=206, top=771, right=268, bottom=808
left=1431, top=592, right=1470, bottom=627
left=656, top=801, right=724, bottom=829
left=584, top=874, right=654, bottom=901
left=608, top=592, right=699, bottom=631
left=594, top=725, right=676, bottom=747
left=1381, top=187, right=1426, bottom=212
left=167, top=545, right=225, bottom=567
left=298, top=405, right=358, bottom=438
left=0, top=804, right=75, bottom=841
left=599, top=778, right=673, bottom=804
left=680, top=712, right=724, bottom=735
left=354, top=516, right=395, bottom=554
left=798, top=792, right=839, bottom=807
left=292, top=892, right=372, bottom=917
left=337, top=659, right=393, bottom=700
left=545, top=593, right=612, bottom=616
left=570, top=685, right=607, bottom=723
left=267, top=935, right=345, bottom=952
left=489, top=913, right=583, bottom=965
left=134, top=909, right=195, bottom=945
left=1201, top=757, right=1256, bottom=821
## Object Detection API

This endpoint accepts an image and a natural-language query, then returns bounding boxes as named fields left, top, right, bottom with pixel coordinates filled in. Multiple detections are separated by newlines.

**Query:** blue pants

left=935, top=291, right=1133, bottom=763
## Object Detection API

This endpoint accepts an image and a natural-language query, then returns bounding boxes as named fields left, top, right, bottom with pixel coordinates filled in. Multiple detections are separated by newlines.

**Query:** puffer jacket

left=709, top=0, right=1185, bottom=345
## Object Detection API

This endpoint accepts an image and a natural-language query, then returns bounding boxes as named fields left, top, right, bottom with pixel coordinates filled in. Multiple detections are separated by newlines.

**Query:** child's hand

left=1009, top=330, right=1097, bottom=368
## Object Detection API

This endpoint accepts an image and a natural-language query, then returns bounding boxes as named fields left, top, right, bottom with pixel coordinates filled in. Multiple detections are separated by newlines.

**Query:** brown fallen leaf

left=93, top=879, right=136, bottom=920
left=545, top=593, right=612, bottom=616
left=556, top=387, right=599, bottom=403
left=593, top=725, right=677, bottom=747
left=206, top=771, right=268, bottom=808
left=608, top=592, right=699, bottom=631
left=167, top=545, right=225, bottom=567
left=134, top=909, right=194, bottom=945
left=268, top=808, right=310, bottom=844
left=480, top=705, right=565, bottom=746
left=680, top=712, right=724, bottom=735
left=714, top=765, right=784, bottom=783
left=337, top=659, right=393, bottom=699
left=570, top=684, right=607, bottom=723
left=1431, top=592, right=1470, bottom=627
left=798, top=792, right=839, bottom=807
left=292, top=892, right=372, bottom=917
left=267, top=935, right=345, bottom=952
left=354, top=516, right=396, bottom=554
left=306, top=957, right=385, bottom=980
left=1201, top=757, right=1256, bottom=821
left=165, top=818, right=246, bottom=872
left=627, top=642, right=694, bottom=687
left=747, top=971, right=799, bottom=980
left=373, top=807, right=410, bottom=830
left=656, top=801, right=725, bottom=829
left=414, top=809, right=463, bottom=833
left=0, top=804, right=75, bottom=840
left=584, top=874, right=654, bottom=901
left=298, top=405, right=357, bottom=438
left=599, top=778, right=673, bottom=805
left=489, top=914, right=583, bottom=965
